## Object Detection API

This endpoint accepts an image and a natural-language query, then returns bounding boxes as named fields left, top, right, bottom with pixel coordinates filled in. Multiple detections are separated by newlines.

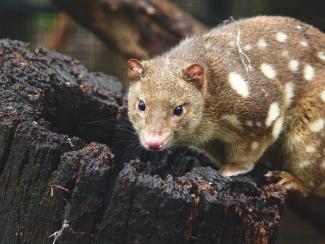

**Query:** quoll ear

left=182, top=64, right=204, bottom=90
left=128, top=59, right=144, bottom=82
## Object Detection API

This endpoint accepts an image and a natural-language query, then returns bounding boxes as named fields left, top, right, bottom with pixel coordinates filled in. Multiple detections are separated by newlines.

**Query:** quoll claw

left=264, top=171, right=309, bottom=196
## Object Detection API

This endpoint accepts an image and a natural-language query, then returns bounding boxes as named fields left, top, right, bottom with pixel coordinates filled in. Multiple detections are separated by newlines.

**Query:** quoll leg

left=219, top=140, right=269, bottom=177
left=277, top=117, right=325, bottom=196
left=219, top=163, right=255, bottom=177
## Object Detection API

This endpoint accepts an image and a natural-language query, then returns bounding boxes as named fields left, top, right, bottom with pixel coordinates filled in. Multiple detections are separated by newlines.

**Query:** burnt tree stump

left=0, top=39, right=286, bottom=244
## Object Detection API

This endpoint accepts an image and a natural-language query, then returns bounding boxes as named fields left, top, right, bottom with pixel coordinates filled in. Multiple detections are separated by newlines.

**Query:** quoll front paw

left=219, top=164, right=254, bottom=177
left=265, top=171, right=309, bottom=196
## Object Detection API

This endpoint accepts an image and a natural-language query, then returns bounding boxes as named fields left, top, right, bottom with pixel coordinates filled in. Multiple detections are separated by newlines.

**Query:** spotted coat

left=128, top=16, right=325, bottom=196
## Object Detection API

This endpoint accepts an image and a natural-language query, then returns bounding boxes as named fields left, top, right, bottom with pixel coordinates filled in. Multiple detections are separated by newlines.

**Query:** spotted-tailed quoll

left=127, top=16, right=325, bottom=197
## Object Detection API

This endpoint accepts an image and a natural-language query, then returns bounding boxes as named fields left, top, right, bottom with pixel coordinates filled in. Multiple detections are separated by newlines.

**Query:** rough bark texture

left=0, top=39, right=286, bottom=244
left=51, top=0, right=207, bottom=59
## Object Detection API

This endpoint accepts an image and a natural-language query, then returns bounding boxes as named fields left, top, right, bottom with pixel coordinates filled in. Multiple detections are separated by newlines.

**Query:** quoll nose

left=144, top=135, right=164, bottom=150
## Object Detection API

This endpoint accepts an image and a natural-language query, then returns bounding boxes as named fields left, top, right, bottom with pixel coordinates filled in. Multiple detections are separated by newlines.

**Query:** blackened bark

left=0, top=39, right=285, bottom=244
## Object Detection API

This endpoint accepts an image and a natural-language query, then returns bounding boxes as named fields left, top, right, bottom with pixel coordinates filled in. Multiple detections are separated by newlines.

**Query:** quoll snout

left=143, top=134, right=165, bottom=150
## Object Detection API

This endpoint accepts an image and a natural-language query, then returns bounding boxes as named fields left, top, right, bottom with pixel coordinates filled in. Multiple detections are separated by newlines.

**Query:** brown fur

left=127, top=16, right=325, bottom=197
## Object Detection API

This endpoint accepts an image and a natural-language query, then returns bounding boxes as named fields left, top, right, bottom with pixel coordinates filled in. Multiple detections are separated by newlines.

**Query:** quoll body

left=127, top=16, right=325, bottom=196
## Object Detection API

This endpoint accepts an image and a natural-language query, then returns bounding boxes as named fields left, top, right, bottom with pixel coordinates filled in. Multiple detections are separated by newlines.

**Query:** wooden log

left=0, top=39, right=286, bottom=244
left=50, top=0, right=207, bottom=58
left=44, top=12, right=72, bottom=51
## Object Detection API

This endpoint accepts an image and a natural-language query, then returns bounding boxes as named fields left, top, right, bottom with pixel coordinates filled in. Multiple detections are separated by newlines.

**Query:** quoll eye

left=173, top=105, right=183, bottom=116
left=138, top=100, right=146, bottom=111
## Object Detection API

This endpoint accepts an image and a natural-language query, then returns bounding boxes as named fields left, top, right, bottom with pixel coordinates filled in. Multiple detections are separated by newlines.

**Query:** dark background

left=1, top=0, right=325, bottom=85
left=0, top=1, right=324, bottom=243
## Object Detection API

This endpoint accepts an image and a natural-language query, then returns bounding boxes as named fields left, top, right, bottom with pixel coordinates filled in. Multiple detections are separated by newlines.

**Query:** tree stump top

left=0, top=39, right=286, bottom=244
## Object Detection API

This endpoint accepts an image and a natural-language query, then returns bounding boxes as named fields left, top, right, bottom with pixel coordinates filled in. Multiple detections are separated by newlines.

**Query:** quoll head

left=127, top=58, right=207, bottom=151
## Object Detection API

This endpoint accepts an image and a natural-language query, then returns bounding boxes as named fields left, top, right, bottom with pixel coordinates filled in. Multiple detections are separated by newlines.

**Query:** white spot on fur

left=281, top=51, right=289, bottom=58
left=300, top=40, right=309, bottom=47
left=245, top=120, right=253, bottom=127
left=257, top=38, right=267, bottom=49
left=256, top=122, right=262, bottom=127
left=305, top=145, right=316, bottom=153
left=272, top=117, right=284, bottom=139
left=260, top=63, right=276, bottom=79
left=276, top=32, right=288, bottom=43
left=244, top=44, right=252, bottom=51
left=265, top=102, right=280, bottom=127
left=299, top=160, right=311, bottom=168
left=320, top=90, right=325, bottom=103
left=303, top=64, right=315, bottom=81
left=317, top=51, right=325, bottom=61
left=223, top=114, right=242, bottom=129
left=228, top=72, right=250, bottom=98
left=251, top=141, right=259, bottom=150
left=284, top=82, right=294, bottom=107
left=309, top=118, right=325, bottom=132
left=288, top=60, right=299, bottom=72
left=295, top=25, right=302, bottom=29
